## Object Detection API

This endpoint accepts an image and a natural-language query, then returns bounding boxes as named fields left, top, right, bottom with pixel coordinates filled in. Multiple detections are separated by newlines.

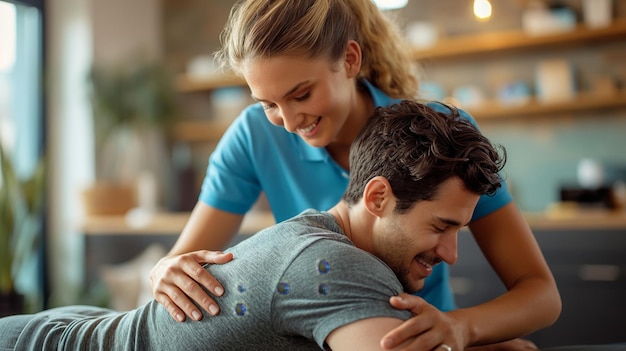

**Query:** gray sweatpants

left=0, top=314, right=35, bottom=350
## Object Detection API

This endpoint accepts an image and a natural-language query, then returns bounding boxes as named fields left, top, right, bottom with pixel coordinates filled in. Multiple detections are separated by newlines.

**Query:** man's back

left=8, top=210, right=410, bottom=350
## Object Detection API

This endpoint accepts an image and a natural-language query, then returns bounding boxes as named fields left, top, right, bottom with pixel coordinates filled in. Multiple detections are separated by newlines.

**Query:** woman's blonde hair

left=215, top=0, right=419, bottom=99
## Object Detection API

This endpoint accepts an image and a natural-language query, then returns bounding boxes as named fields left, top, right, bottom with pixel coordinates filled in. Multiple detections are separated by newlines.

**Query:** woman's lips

left=297, top=116, right=321, bottom=136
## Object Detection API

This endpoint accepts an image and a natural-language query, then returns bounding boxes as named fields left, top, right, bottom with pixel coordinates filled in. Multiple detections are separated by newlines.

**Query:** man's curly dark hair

left=343, top=100, right=506, bottom=213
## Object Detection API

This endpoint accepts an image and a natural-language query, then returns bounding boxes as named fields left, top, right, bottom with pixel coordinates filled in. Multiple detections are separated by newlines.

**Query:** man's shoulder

left=272, top=232, right=411, bottom=348
left=293, top=235, right=392, bottom=277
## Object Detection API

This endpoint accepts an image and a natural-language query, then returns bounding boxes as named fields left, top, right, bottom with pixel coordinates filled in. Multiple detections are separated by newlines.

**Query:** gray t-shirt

left=6, top=210, right=412, bottom=350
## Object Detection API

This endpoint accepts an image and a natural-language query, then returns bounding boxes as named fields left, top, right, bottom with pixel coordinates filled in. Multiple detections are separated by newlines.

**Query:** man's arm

left=326, top=317, right=415, bottom=351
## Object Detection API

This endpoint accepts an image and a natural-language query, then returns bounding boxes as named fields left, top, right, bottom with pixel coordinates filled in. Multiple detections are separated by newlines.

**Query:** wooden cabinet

left=451, top=228, right=626, bottom=347
left=81, top=212, right=273, bottom=299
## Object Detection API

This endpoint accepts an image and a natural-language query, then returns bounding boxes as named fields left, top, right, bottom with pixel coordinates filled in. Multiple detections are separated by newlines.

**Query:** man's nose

left=436, top=231, right=458, bottom=265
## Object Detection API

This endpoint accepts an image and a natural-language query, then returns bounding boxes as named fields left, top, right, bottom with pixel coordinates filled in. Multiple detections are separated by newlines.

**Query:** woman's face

left=241, top=50, right=360, bottom=148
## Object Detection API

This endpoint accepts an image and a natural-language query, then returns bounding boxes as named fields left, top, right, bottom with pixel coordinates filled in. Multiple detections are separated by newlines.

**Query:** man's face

left=372, top=177, right=479, bottom=293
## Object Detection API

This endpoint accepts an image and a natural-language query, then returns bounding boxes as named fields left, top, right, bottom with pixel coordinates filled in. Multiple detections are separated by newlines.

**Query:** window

left=0, top=0, right=46, bottom=312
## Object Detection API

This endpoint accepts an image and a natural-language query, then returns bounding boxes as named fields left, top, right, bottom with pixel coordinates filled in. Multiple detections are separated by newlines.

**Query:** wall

left=46, top=0, right=163, bottom=306
left=47, top=0, right=94, bottom=307
left=163, top=0, right=626, bottom=213
left=91, top=0, right=163, bottom=65
left=484, top=112, right=626, bottom=211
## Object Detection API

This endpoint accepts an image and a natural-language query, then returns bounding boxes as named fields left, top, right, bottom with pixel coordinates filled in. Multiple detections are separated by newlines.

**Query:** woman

left=150, top=0, right=560, bottom=349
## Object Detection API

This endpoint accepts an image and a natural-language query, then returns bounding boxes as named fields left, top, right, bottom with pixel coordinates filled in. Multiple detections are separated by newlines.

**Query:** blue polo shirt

left=200, top=80, right=512, bottom=311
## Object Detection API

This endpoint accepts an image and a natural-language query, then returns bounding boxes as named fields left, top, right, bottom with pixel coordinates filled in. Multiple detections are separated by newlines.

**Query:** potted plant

left=0, top=142, right=46, bottom=316
left=84, top=60, right=178, bottom=215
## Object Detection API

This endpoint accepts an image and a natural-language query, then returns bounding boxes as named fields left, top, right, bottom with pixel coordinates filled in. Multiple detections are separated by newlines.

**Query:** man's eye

left=294, top=92, right=310, bottom=101
left=262, top=103, right=276, bottom=110
left=433, top=226, right=445, bottom=233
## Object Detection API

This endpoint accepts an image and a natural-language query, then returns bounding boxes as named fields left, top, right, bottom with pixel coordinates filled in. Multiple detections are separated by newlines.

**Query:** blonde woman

left=150, top=1, right=560, bottom=349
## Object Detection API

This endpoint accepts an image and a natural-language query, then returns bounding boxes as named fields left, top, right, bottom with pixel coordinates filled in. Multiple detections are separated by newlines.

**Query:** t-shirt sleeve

left=271, top=239, right=413, bottom=350
left=198, top=106, right=263, bottom=214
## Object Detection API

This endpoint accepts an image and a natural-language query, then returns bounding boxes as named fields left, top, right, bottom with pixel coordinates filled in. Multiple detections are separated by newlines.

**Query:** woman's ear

left=344, top=40, right=362, bottom=78
left=363, top=176, right=394, bottom=217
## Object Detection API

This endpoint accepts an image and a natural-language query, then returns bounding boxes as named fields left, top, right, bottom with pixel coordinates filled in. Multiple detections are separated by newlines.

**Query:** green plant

left=88, top=61, right=178, bottom=178
left=0, top=142, right=45, bottom=295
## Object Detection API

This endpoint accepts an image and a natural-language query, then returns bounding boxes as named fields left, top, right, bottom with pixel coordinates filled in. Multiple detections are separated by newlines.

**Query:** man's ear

left=344, top=40, right=362, bottom=79
left=363, top=176, right=395, bottom=217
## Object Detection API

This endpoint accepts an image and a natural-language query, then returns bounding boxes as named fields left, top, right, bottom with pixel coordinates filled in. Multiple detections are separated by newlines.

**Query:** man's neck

left=328, top=201, right=373, bottom=253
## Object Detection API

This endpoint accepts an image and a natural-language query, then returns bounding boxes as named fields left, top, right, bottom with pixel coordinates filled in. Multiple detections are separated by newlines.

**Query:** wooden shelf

left=525, top=205, right=626, bottom=231
left=175, top=20, right=626, bottom=94
left=170, top=119, right=233, bottom=142
left=82, top=208, right=626, bottom=235
left=170, top=91, right=626, bottom=141
left=171, top=19, right=626, bottom=141
left=413, top=19, right=626, bottom=61
left=467, top=91, right=626, bottom=120
left=82, top=211, right=275, bottom=235
left=175, top=73, right=246, bottom=93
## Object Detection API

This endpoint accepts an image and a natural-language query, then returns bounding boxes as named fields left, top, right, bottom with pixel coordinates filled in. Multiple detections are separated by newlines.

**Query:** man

left=0, top=101, right=551, bottom=350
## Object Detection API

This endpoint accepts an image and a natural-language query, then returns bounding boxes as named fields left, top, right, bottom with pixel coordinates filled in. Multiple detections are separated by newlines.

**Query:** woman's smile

left=297, top=116, right=322, bottom=137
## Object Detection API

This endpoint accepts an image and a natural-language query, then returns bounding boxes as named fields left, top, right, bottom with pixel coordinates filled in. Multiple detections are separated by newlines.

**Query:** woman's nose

left=278, top=106, right=300, bottom=133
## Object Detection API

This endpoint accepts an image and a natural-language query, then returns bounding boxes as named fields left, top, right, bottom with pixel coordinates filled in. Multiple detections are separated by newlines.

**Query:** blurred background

left=1, top=0, right=625, bottom=347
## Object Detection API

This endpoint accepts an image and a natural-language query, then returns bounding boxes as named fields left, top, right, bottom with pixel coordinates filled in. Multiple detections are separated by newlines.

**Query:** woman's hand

left=149, top=250, right=234, bottom=322
left=381, top=293, right=468, bottom=351
left=382, top=293, right=540, bottom=350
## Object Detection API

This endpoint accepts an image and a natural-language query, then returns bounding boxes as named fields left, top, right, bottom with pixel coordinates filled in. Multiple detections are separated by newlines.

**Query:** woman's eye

left=262, top=103, right=276, bottom=111
left=294, top=92, right=310, bottom=102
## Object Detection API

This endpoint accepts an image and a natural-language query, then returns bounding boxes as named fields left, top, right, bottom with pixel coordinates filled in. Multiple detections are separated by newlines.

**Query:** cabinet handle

left=578, top=264, right=620, bottom=282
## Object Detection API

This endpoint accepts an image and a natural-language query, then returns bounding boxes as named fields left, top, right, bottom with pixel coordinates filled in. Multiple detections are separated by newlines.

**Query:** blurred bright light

left=372, top=0, right=408, bottom=10
left=0, top=2, right=16, bottom=72
left=473, top=0, right=492, bottom=20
